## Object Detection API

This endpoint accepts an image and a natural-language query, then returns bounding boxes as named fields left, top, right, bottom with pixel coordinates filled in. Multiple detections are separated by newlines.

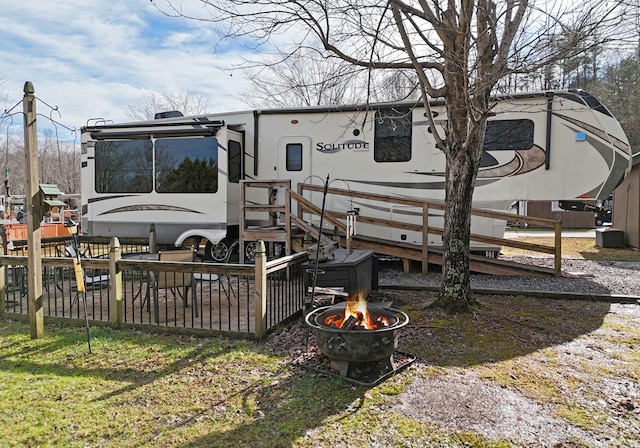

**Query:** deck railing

left=298, top=183, right=563, bottom=277
left=0, top=239, right=307, bottom=339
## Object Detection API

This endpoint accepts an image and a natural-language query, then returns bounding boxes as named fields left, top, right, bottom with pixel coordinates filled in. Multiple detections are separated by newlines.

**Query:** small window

left=374, top=108, right=412, bottom=162
left=484, top=119, right=534, bottom=151
left=286, top=143, right=303, bottom=171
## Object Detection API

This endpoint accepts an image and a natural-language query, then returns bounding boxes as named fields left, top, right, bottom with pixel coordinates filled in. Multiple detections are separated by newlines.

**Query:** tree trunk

left=431, top=92, right=486, bottom=313
left=431, top=142, right=480, bottom=312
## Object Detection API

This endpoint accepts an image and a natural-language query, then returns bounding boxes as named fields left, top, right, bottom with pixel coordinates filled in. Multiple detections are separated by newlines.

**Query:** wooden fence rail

left=298, top=183, right=562, bottom=277
left=0, top=238, right=307, bottom=339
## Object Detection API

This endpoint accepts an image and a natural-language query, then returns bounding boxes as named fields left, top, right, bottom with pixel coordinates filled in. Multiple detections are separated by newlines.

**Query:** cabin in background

left=613, top=153, right=640, bottom=249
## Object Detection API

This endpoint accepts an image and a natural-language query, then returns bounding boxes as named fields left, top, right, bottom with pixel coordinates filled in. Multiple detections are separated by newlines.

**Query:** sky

left=0, top=0, right=254, bottom=138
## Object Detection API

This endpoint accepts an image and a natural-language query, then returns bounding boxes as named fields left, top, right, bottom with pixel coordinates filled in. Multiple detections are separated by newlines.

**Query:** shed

left=524, top=200, right=596, bottom=228
left=612, top=153, right=640, bottom=249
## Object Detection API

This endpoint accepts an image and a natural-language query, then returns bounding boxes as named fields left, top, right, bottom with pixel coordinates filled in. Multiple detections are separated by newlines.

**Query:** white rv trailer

left=80, top=90, right=632, bottom=260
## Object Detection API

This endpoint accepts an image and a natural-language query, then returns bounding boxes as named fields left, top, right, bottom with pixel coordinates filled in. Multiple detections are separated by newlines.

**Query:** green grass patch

left=1, top=292, right=638, bottom=447
left=501, top=236, right=640, bottom=261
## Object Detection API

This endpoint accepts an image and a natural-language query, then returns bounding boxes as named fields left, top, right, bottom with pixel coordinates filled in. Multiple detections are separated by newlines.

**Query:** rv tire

left=204, top=239, right=230, bottom=262
left=245, top=241, right=257, bottom=262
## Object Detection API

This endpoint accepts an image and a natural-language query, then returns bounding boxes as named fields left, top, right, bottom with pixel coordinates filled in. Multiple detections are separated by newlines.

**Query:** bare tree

left=594, top=55, right=640, bottom=151
left=240, top=45, right=421, bottom=107
left=152, top=0, right=631, bottom=312
left=38, top=132, right=80, bottom=194
left=240, top=48, right=360, bottom=107
left=126, top=89, right=211, bottom=120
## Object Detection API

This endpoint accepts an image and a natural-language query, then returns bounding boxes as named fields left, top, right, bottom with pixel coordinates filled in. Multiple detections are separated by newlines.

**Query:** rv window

left=228, top=139, right=241, bottom=183
left=155, top=137, right=218, bottom=193
left=374, top=108, right=412, bottom=162
left=286, top=143, right=303, bottom=171
left=95, top=140, right=153, bottom=193
left=484, top=119, right=534, bottom=151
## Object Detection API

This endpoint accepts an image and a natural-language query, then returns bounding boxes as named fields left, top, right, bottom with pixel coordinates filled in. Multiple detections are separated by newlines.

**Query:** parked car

left=16, top=209, right=24, bottom=224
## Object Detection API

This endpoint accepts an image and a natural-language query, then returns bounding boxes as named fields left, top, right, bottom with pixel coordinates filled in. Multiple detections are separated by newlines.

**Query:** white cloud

left=0, top=0, right=254, bottom=136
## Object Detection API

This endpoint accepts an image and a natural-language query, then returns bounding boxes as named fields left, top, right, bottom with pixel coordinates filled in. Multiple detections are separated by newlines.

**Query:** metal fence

left=0, top=238, right=308, bottom=339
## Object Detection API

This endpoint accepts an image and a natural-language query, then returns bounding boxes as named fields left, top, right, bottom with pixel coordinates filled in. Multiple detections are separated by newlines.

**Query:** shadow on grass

left=372, top=290, right=612, bottom=367
left=0, top=320, right=365, bottom=448
left=175, top=370, right=363, bottom=448
left=0, top=322, right=230, bottom=395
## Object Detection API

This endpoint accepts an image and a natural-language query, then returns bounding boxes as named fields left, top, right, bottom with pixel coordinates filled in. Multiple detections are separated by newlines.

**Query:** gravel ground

left=378, top=257, right=640, bottom=298
left=275, top=257, right=640, bottom=447
left=272, top=277, right=640, bottom=447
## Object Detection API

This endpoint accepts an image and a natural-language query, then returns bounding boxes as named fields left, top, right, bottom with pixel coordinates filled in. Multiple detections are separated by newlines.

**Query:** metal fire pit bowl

left=305, top=303, right=410, bottom=378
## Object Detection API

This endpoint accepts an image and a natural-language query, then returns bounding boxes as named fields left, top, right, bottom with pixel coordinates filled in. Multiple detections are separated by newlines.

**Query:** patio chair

left=53, top=244, right=108, bottom=292
left=193, top=240, right=238, bottom=304
left=149, top=249, right=198, bottom=322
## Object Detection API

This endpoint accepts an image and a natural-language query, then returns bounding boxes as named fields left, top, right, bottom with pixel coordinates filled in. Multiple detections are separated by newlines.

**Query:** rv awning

left=87, top=120, right=225, bottom=140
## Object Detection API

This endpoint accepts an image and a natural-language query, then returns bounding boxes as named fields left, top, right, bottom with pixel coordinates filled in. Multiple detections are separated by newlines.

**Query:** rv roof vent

left=154, top=111, right=184, bottom=119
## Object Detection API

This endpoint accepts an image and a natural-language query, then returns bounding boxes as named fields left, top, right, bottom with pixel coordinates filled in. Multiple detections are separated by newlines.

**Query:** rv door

left=226, top=130, right=243, bottom=227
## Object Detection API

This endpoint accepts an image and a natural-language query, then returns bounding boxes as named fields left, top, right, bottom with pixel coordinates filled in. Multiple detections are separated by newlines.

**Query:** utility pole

left=23, top=81, right=44, bottom=338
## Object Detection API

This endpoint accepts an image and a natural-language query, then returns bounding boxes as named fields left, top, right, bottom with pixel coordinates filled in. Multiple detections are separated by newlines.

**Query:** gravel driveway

left=378, top=257, right=640, bottom=298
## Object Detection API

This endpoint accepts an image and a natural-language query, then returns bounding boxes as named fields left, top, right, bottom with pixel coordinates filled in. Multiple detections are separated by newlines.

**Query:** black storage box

left=595, top=227, right=625, bottom=248
left=303, top=248, right=375, bottom=298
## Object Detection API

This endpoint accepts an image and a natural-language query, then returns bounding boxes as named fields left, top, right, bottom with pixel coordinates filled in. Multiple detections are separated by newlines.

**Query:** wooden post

left=148, top=224, right=157, bottom=254
left=284, top=180, right=291, bottom=257
left=422, top=203, right=430, bottom=273
left=109, top=237, right=123, bottom=327
left=254, top=240, right=267, bottom=338
left=23, top=81, right=44, bottom=339
left=554, top=222, right=562, bottom=277
left=239, top=180, right=246, bottom=263
left=0, top=225, right=7, bottom=255
left=0, top=224, right=9, bottom=314
left=0, top=265, right=5, bottom=316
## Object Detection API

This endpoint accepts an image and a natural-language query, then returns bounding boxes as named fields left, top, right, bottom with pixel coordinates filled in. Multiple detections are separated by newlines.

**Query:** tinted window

left=374, top=108, right=412, bottom=162
left=484, top=119, right=534, bottom=151
left=95, top=139, right=153, bottom=193
left=286, top=143, right=303, bottom=171
left=155, top=137, right=218, bottom=193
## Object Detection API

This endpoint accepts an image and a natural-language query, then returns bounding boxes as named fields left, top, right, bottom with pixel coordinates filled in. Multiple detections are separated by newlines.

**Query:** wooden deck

left=3, top=267, right=304, bottom=337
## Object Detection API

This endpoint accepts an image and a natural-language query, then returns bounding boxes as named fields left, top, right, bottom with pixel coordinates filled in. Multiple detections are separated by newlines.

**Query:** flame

left=324, top=293, right=390, bottom=330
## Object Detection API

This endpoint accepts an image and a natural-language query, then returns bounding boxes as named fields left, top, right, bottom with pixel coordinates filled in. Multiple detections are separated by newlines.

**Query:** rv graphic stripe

left=98, top=205, right=205, bottom=216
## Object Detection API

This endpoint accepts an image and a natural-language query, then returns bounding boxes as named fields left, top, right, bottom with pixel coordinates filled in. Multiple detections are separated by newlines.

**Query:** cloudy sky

left=0, top=1, right=254, bottom=137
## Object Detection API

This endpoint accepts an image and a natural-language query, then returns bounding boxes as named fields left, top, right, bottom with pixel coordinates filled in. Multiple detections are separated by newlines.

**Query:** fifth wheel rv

left=80, top=90, right=632, bottom=260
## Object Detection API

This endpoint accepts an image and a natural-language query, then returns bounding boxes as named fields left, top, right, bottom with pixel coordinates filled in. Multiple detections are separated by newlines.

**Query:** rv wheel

left=204, top=240, right=229, bottom=262
left=245, top=241, right=257, bottom=262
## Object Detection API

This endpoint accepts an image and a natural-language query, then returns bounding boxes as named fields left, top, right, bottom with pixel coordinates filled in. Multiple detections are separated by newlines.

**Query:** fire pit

left=305, top=298, right=410, bottom=379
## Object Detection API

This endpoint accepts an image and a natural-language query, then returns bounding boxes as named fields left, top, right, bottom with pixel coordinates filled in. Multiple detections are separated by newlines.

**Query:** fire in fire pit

left=323, top=295, right=391, bottom=330
left=305, top=295, right=409, bottom=379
